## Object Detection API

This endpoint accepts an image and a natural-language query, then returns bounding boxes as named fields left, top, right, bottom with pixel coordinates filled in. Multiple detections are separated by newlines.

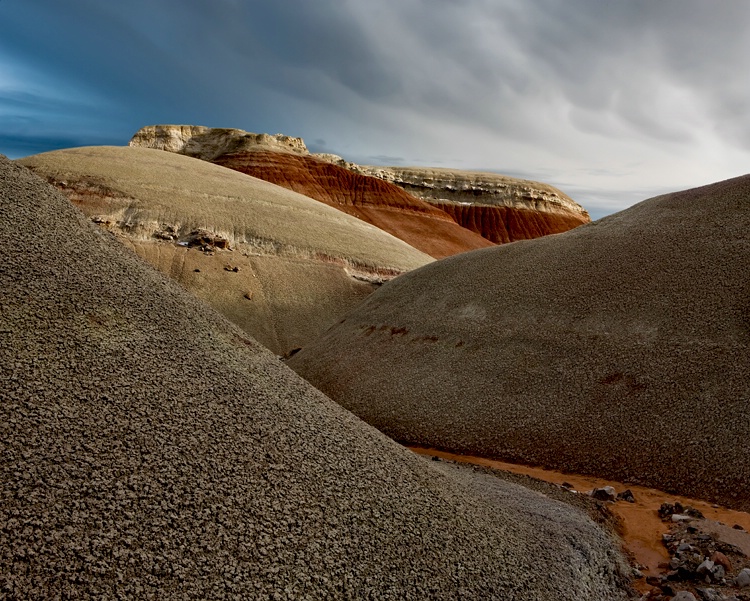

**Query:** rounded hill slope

left=19, top=146, right=433, bottom=355
left=0, top=155, right=633, bottom=599
left=289, top=175, right=750, bottom=511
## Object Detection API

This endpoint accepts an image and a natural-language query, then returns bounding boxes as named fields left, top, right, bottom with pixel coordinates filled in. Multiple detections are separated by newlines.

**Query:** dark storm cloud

left=1, top=0, right=748, bottom=213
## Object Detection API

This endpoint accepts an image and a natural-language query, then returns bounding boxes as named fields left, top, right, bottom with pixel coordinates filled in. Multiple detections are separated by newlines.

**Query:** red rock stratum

left=214, top=150, right=494, bottom=259
left=289, top=175, right=750, bottom=512
left=348, top=164, right=591, bottom=244
left=434, top=201, right=590, bottom=243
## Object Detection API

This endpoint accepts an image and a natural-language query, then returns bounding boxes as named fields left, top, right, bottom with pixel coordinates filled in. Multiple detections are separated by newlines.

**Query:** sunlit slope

left=20, top=146, right=432, bottom=354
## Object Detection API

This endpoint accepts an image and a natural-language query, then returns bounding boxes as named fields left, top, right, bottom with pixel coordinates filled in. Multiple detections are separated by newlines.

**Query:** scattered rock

left=711, top=551, right=733, bottom=573
left=696, top=559, right=715, bottom=580
left=224, top=265, right=240, bottom=272
left=737, top=567, right=750, bottom=588
left=153, top=224, right=178, bottom=241
left=695, top=588, right=722, bottom=601
left=617, top=488, right=636, bottom=503
left=673, top=514, right=697, bottom=523
left=672, top=591, right=697, bottom=601
left=660, top=502, right=705, bottom=522
left=734, top=525, right=746, bottom=531
left=589, top=486, right=617, bottom=502
left=183, top=228, right=231, bottom=251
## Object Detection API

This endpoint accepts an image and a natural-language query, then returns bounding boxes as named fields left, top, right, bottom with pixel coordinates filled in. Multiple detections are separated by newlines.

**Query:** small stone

left=617, top=488, right=636, bottom=503
left=590, top=486, right=617, bottom=502
left=695, top=588, right=720, bottom=601
left=672, top=592, right=697, bottom=601
left=672, top=514, right=695, bottom=523
left=709, top=551, right=732, bottom=573
left=244, top=292, right=253, bottom=300
left=659, top=583, right=675, bottom=596
left=561, top=482, right=574, bottom=489
left=696, top=559, right=714, bottom=579
left=193, top=268, right=200, bottom=272
left=733, top=524, right=745, bottom=531
left=736, top=567, right=750, bottom=588
left=678, top=543, right=693, bottom=552
left=666, top=570, right=681, bottom=581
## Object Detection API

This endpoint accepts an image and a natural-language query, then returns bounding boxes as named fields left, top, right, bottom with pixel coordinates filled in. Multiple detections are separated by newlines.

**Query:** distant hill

left=130, top=125, right=588, bottom=256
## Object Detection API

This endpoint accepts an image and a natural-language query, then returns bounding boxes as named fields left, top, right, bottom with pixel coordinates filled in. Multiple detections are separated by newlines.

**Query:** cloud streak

left=1, top=0, right=749, bottom=216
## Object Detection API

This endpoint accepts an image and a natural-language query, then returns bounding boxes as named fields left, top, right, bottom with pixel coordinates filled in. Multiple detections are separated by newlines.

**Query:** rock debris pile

left=639, top=504, right=750, bottom=601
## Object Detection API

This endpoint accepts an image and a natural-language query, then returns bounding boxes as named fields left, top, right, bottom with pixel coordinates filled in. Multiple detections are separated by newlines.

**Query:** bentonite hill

left=0, top=155, right=635, bottom=598
left=289, top=175, right=750, bottom=512
left=129, top=125, right=589, bottom=257
left=19, top=145, right=433, bottom=356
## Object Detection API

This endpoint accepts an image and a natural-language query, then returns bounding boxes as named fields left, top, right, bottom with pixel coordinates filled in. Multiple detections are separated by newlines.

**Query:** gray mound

left=289, top=175, right=750, bottom=511
left=0, top=155, right=633, bottom=599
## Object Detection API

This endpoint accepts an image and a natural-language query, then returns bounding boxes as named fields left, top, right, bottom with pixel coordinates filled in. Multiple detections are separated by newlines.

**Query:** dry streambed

left=411, top=448, right=750, bottom=598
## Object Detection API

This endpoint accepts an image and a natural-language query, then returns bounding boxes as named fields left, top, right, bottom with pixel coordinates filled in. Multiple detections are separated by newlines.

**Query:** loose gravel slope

left=289, top=175, right=750, bottom=512
left=0, top=155, right=633, bottom=599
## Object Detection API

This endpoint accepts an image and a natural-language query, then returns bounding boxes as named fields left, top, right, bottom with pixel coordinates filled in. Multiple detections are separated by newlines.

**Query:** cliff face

left=130, top=124, right=309, bottom=161
left=348, top=165, right=589, bottom=217
left=342, top=165, right=591, bottom=242
left=130, top=125, right=589, bottom=253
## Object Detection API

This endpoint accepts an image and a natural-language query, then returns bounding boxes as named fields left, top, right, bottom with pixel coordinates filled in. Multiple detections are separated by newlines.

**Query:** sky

left=1, top=1, right=749, bottom=219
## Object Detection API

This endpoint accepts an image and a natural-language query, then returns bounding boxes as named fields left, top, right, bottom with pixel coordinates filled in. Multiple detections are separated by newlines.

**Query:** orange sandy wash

left=410, top=447, right=750, bottom=593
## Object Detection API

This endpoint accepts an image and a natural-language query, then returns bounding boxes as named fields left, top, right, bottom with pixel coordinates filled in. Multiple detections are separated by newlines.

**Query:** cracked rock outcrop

left=1, top=154, right=634, bottom=599
left=289, top=175, right=750, bottom=512
left=19, top=146, right=432, bottom=356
